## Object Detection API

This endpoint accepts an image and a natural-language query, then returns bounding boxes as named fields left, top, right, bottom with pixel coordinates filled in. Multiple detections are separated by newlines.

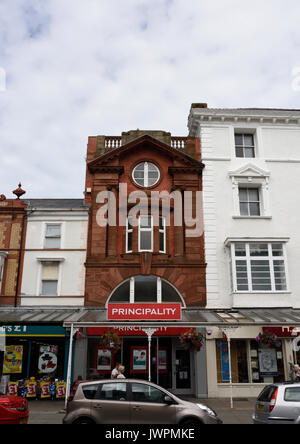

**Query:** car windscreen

left=257, top=385, right=277, bottom=403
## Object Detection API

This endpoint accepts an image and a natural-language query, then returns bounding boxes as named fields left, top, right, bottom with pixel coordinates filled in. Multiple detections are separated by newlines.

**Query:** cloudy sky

left=0, top=0, right=299, bottom=198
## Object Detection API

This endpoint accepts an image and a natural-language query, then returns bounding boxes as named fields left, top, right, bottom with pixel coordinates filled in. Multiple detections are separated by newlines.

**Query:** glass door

left=171, top=340, right=194, bottom=395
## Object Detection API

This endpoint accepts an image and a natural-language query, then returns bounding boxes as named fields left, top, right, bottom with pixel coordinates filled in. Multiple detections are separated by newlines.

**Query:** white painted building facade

left=189, top=106, right=300, bottom=398
left=20, top=199, right=89, bottom=307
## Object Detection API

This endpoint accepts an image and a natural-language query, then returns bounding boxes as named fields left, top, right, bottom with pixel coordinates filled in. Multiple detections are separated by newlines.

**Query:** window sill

left=232, top=291, right=291, bottom=295
left=232, top=216, right=272, bottom=220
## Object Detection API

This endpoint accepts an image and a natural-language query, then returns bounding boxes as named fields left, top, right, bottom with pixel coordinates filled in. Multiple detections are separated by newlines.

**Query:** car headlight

left=197, top=403, right=217, bottom=417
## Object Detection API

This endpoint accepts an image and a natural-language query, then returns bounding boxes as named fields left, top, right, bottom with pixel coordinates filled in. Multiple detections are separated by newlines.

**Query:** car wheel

left=73, top=417, right=95, bottom=425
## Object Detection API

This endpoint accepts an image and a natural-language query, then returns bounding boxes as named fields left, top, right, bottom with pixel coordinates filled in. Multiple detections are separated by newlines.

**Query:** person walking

left=117, top=365, right=126, bottom=379
left=294, top=364, right=300, bottom=382
left=111, top=363, right=120, bottom=379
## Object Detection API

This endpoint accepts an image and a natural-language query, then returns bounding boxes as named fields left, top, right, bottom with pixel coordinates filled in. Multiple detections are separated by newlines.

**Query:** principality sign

left=107, top=304, right=182, bottom=321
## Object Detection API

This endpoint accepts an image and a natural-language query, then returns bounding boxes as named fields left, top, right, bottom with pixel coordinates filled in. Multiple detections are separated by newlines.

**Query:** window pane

left=98, top=383, right=127, bottom=401
left=127, top=232, right=133, bottom=252
left=272, top=244, right=284, bottom=257
left=140, top=216, right=152, bottom=229
left=235, top=147, right=244, bottom=158
left=284, top=388, right=300, bottom=402
left=161, top=280, right=182, bottom=303
left=245, top=147, right=255, bottom=158
left=42, top=263, right=59, bottom=280
left=110, top=280, right=130, bottom=303
left=236, top=260, right=249, bottom=291
left=135, top=276, right=157, bottom=302
left=42, top=281, right=58, bottom=296
left=249, top=202, right=260, bottom=216
left=46, top=225, right=61, bottom=236
left=140, top=231, right=152, bottom=251
left=131, top=383, right=166, bottom=404
left=274, top=260, right=287, bottom=291
left=82, top=384, right=99, bottom=400
left=45, top=237, right=61, bottom=249
left=250, top=244, right=269, bottom=256
left=159, top=232, right=165, bottom=252
left=251, top=260, right=272, bottom=291
left=239, top=188, right=248, bottom=201
left=235, top=244, right=246, bottom=256
left=240, top=202, right=249, bottom=216
left=244, top=134, right=254, bottom=146
left=248, top=189, right=259, bottom=202
left=235, top=134, right=243, bottom=146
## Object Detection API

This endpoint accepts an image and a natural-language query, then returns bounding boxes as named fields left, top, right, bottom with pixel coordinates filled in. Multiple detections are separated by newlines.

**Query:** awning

left=1, top=307, right=300, bottom=328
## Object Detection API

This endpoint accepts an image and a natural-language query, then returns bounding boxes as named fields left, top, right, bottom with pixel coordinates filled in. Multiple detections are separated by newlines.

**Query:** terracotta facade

left=0, top=196, right=27, bottom=306
left=84, top=131, right=207, bottom=307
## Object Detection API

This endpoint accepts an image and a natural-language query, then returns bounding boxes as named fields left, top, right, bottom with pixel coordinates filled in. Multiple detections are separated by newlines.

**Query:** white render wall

left=21, top=211, right=88, bottom=306
left=197, top=121, right=300, bottom=309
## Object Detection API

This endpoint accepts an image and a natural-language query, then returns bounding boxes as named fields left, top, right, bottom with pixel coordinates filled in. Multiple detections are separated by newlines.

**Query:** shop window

left=108, top=276, right=184, bottom=305
left=216, top=340, right=249, bottom=383
left=250, top=340, right=284, bottom=384
left=45, top=224, right=61, bottom=249
left=41, top=262, right=59, bottom=296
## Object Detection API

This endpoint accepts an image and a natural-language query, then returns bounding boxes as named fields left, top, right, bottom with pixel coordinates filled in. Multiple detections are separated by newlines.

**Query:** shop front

left=86, top=326, right=196, bottom=396
left=0, top=325, right=69, bottom=399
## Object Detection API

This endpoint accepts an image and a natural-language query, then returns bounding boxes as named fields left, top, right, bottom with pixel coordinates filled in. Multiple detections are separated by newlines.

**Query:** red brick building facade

left=84, top=130, right=206, bottom=308
left=0, top=190, right=27, bottom=306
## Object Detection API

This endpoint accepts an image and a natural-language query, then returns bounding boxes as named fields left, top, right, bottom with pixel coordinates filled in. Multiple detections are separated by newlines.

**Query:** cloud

left=0, top=0, right=299, bottom=197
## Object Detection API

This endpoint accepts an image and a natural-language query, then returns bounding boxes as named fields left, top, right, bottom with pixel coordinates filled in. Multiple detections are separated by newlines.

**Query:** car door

left=129, top=382, right=177, bottom=425
left=90, top=382, right=130, bottom=424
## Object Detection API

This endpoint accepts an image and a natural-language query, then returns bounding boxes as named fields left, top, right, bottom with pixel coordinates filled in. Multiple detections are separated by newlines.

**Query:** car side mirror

left=164, top=395, right=174, bottom=405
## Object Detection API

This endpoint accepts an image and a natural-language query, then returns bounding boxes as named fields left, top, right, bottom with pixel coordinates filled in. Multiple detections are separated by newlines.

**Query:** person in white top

left=117, top=365, right=126, bottom=379
left=111, top=363, right=120, bottom=379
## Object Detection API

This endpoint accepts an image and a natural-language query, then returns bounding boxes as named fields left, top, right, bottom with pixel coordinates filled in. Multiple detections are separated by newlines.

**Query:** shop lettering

left=108, top=304, right=182, bottom=320
left=3, top=326, right=27, bottom=333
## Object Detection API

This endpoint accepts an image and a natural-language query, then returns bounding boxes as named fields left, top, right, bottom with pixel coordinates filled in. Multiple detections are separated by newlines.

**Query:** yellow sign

left=56, top=382, right=66, bottom=399
left=3, top=345, right=23, bottom=374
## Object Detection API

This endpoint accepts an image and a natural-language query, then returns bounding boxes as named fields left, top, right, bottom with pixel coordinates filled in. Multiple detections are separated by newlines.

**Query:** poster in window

left=38, top=346, right=58, bottom=374
left=131, top=347, right=148, bottom=374
left=155, top=347, right=168, bottom=373
left=95, top=347, right=114, bottom=374
left=217, top=341, right=230, bottom=382
left=258, top=348, right=278, bottom=376
left=3, top=345, right=23, bottom=374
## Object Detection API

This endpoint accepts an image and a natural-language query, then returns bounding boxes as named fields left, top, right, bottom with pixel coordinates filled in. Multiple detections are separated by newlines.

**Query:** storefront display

left=95, top=347, right=114, bottom=374
left=131, top=347, right=148, bottom=374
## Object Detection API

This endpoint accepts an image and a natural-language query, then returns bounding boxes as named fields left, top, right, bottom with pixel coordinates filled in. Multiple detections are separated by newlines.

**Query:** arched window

left=107, top=276, right=185, bottom=306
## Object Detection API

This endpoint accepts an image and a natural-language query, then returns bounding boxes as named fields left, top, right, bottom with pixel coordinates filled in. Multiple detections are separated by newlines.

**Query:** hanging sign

left=107, top=304, right=182, bottom=321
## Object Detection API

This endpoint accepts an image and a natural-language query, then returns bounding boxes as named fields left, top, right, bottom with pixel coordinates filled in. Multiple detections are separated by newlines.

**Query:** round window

left=132, top=162, right=160, bottom=188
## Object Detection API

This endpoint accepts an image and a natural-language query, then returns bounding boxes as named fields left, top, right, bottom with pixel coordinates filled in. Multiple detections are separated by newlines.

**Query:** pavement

left=27, top=398, right=256, bottom=425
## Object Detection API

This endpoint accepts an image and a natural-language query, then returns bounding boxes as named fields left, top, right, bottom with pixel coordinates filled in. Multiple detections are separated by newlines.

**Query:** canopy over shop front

left=2, top=307, right=300, bottom=407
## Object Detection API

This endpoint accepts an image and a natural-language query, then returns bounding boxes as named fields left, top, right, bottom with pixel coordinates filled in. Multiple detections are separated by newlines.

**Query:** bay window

left=231, top=242, right=288, bottom=292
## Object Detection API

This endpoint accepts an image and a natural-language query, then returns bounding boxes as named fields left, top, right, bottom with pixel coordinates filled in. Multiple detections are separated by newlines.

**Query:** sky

left=0, top=0, right=299, bottom=198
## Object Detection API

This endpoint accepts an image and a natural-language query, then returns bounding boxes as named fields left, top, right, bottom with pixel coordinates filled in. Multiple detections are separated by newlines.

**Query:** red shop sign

left=107, top=304, right=182, bottom=321
left=262, top=327, right=300, bottom=338
left=87, top=327, right=190, bottom=337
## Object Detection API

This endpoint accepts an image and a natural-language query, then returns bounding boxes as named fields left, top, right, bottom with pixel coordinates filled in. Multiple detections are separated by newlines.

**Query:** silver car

left=63, top=379, right=222, bottom=425
left=253, top=382, right=300, bottom=424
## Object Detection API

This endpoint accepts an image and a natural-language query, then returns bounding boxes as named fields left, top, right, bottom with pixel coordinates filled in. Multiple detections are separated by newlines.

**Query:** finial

left=13, top=183, right=26, bottom=200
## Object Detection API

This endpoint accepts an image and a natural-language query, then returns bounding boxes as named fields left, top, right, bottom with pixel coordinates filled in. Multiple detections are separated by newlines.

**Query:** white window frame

left=230, top=242, right=289, bottom=293
left=132, top=162, right=160, bottom=188
left=234, top=132, right=256, bottom=158
left=106, top=276, right=185, bottom=307
left=229, top=164, right=271, bottom=218
left=126, top=217, right=133, bottom=253
left=37, top=258, right=65, bottom=297
left=238, top=186, right=261, bottom=217
left=138, top=215, right=153, bottom=252
left=159, top=216, right=166, bottom=254
left=44, top=223, right=62, bottom=249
